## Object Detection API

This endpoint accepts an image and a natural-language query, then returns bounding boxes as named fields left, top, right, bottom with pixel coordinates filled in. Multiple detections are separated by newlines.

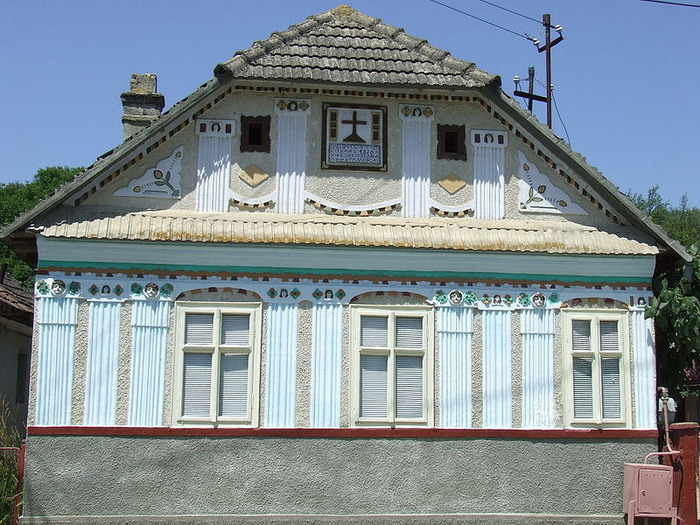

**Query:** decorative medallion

left=517, top=151, right=587, bottom=215
left=312, top=289, right=323, bottom=300
left=324, top=289, right=335, bottom=300
left=637, top=297, right=647, bottom=306
left=131, top=283, right=143, bottom=295
left=160, top=283, right=173, bottom=298
left=463, top=291, right=477, bottom=306
left=114, top=285, right=124, bottom=297
left=336, top=289, right=346, bottom=300
left=267, top=288, right=277, bottom=299
left=238, top=164, right=270, bottom=188
left=290, top=288, right=301, bottom=300
left=101, top=285, right=111, bottom=294
left=195, top=119, right=236, bottom=137
left=481, top=294, right=491, bottom=306
left=399, top=105, right=434, bottom=120
left=143, top=283, right=159, bottom=298
left=36, top=280, right=49, bottom=295
left=492, top=294, right=502, bottom=305
left=531, top=292, right=546, bottom=308
left=448, top=289, right=464, bottom=305
left=322, top=103, right=387, bottom=171
left=275, top=99, right=311, bottom=114
left=88, top=284, right=99, bottom=296
left=438, top=174, right=467, bottom=195
left=68, top=281, right=81, bottom=295
left=549, top=292, right=559, bottom=303
left=51, top=280, right=66, bottom=296
left=517, top=293, right=531, bottom=307
left=503, top=294, right=514, bottom=306
left=434, top=290, right=448, bottom=304
left=113, top=146, right=183, bottom=199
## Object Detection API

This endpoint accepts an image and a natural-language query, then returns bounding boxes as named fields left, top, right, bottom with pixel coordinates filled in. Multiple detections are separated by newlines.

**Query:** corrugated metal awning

left=37, top=210, right=659, bottom=256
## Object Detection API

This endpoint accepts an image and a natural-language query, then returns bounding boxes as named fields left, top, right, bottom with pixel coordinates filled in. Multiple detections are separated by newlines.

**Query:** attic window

left=241, top=116, right=271, bottom=153
left=437, top=124, right=467, bottom=161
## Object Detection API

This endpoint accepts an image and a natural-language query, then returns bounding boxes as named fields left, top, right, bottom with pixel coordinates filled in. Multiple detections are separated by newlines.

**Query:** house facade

left=2, top=5, right=688, bottom=524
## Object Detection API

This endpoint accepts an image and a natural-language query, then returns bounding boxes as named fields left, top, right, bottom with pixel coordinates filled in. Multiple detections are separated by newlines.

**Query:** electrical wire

left=536, top=79, right=571, bottom=144
left=473, top=0, right=541, bottom=24
left=428, top=0, right=532, bottom=41
left=639, top=0, right=700, bottom=7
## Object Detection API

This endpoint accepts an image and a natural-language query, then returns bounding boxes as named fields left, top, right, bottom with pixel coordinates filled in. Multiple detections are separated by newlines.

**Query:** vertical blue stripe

left=265, top=303, right=298, bottom=427
left=521, top=309, right=556, bottom=428
left=128, top=301, right=170, bottom=426
left=84, top=301, right=122, bottom=425
left=35, top=297, right=78, bottom=426
left=310, top=304, right=343, bottom=427
left=482, top=310, right=512, bottom=428
left=438, top=308, right=473, bottom=428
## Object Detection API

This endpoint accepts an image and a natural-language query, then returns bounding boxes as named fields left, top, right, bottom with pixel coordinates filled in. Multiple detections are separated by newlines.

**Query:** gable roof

left=0, top=270, right=33, bottom=327
left=0, top=4, right=690, bottom=266
left=214, top=5, right=498, bottom=89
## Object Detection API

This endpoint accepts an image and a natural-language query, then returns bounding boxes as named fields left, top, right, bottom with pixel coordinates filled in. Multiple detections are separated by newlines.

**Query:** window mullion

left=388, top=312, right=396, bottom=422
left=590, top=319, right=602, bottom=423
left=211, top=312, right=222, bottom=422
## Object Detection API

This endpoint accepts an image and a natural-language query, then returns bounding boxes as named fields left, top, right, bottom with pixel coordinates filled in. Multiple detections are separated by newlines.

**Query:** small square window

left=241, top=116, right=271, bottom=153
left=437, top=124, right=467, bottom=161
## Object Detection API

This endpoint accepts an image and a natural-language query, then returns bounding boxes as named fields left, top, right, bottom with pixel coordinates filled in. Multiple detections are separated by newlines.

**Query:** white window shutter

left=601, top=357, right=621, bottom=419
left=395, top=317, right=423, bottom=349
left=572, top=356, right=593, bottom=419
left=396, top=355, right=423, bottom=418
left=221, top=314, right=250, bottom=346
left=572, top=320, right=591, bottom=352
left=361, top=316, right=388, bottom=348
left=219, top=354, right=249, bottom=418
left=185, top=313, right=214, bottom=345
left=599, top=320, right=619, bottom=352
left=360, top=354, right=388, bottom=418
left=182, top=353, right=212, bottom=417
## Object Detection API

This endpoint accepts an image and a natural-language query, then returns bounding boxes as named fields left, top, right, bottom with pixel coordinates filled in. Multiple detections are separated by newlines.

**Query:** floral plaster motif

left=517, top=151, right=586, bottom=215
left=113, top=146, right=183, bottom=199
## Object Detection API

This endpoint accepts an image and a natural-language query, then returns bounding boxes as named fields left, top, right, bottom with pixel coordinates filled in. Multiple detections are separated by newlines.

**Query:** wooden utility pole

left=513, top=14, right=563, bottom=128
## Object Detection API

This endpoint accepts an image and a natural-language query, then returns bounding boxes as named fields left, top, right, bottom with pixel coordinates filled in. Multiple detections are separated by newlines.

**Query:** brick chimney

left=120, top=74, right=165, bottom=140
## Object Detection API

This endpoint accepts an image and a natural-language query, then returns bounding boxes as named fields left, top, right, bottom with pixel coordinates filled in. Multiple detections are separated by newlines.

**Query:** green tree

left=630, top=186, right=700, bottom=393
left=0, top=166, right=82, bottom=287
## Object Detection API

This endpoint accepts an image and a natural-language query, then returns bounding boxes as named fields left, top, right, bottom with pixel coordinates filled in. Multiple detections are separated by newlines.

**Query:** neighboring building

left=0, top=5, right=689, bottom=524
left=0, top=265, right=32, bottom=426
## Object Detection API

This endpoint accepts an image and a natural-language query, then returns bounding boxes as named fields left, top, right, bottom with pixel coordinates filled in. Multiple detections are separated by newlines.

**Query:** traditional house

left=1, top=5, right=689, bottom=524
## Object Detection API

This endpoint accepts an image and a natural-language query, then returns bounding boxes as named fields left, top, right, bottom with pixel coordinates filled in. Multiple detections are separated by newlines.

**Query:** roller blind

left=219, top=353, right=249, bottom=418
left=599, top=321, right=619, bottom=352
left=396, top=355, right=423, bottom=418
left=360, top=354, right=388, bottom=418
left=396, top=317, right=423, bottom=349
left=185, top=313, right=214, bottom=345
left=572, top=320, right=591, bottom=352
left=601, top=357, right=621, bottom=419
left=572, top=356, right=593, bottom=419
left=361, top=316, right=388, bottom=348
left=182, top=352, right=212, bottom=417
left=221, top=314, right=250, bottom=346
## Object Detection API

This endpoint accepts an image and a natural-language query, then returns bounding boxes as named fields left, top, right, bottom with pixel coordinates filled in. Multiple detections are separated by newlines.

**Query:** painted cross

left=342, top=111, right=367, bottom=143
left=323, top=103, right=387, bottom=171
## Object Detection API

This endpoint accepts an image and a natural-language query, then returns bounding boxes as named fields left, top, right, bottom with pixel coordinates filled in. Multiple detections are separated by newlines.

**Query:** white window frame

left=172, top=302, right=262, bottom=427
left=562, top=309, right=630, bottom=427
left=350, top=305, right=434, bottom=427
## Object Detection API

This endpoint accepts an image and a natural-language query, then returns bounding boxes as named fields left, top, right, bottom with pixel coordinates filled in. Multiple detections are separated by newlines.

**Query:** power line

left=537, top=79, right=571, bottom=144
left=428, top=0, right=532, bottom=41
left=473, top=0, right=541, bottom=24
left=639, top=0, right=700, bottom=7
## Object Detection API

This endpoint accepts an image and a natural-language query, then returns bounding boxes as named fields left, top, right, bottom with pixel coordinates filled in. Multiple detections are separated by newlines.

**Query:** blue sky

left=2, top=0, right=698, bottom=207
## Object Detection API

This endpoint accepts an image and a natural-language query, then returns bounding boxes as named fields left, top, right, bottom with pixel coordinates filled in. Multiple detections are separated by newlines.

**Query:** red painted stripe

left=27, top=426, right=657, bottom=439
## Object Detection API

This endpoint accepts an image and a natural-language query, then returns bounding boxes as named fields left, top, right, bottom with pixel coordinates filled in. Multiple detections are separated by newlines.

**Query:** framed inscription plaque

left=322, top=103, right=387, bottom=171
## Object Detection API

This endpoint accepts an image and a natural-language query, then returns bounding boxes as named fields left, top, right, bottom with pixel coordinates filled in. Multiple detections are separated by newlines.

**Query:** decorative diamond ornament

left=238, top=164, right=270, bottom=188
left=438, top=173, right=467, bottom=195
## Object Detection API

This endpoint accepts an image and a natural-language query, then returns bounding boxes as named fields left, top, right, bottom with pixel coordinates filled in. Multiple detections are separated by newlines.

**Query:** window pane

left=396, top=355, right=423, bottom=418
left=219, top=354, right=249, bottom=418
left=360, top=354, right=387, bottom=418
left=572, top=320, right=591, bottom=352
left=182, top=353, right=212, bottom=417
left=599, top=321, right=619, bottom=352
left=572, top=357, right=593, bottom=419
left=601, top=358, right=621, bottom=419
left=221, top=314, right=250, bottom=346
left=185, top=313, right=214, bottom=345
left=361, top=316, right=388, bottom=348
left=396, top=317, right=423, bottom=349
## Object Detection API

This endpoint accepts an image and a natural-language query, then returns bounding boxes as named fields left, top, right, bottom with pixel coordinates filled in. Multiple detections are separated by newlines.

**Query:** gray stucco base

left=21, top=434, right=655, bottom=524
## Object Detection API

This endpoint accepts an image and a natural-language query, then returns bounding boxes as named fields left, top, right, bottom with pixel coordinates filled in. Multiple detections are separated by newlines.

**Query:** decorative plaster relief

left=438, top=173, right=467, bottom=195
left=431, top=289, right=562, bottom=310
left=304, top=191, right=401, bottom=216
left=196, top=119, right=237, bottom=138
left=275, top=98, right=310, bottom=214
left=517, top=151, right=587, bottom=215
left=471, top=130, right=507, bottom=220
left=113, top=146, right=183, bottom=199
left=400, top=105, right=433, bottom=218
left=238, top=164, right=270, bottom=188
